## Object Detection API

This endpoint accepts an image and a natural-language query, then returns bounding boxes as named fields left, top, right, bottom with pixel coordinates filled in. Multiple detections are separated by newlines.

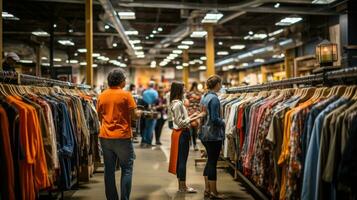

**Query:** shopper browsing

left=168, top=81, right=204, bottom=193
left=200, top=75, right=225, bottom=199
left=96, top=69, right=142, bottom=200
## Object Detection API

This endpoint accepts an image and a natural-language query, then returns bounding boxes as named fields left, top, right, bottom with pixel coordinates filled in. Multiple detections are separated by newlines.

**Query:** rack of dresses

left=0, top=72, right=100, bottom=200
left=221, top=67, right=357, bottom=200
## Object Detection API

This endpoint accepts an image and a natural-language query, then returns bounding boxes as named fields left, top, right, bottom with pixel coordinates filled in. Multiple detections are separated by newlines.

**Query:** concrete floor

left=68, top=126, right=254, bottom=200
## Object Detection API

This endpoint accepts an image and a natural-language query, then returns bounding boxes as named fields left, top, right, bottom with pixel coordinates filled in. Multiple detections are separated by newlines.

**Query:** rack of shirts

left=0, top=72, right=100, bottom=200
left=221, top=67, right=357, bottom=200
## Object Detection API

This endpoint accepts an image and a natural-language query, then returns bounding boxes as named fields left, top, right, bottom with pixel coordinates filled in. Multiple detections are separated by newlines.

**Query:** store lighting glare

left=238, top=52, right=253, bottom=59
left=176, top=65, right=183, bottom=70
left=69, top=60, right=79, bottom=64
left=189, top=61, right=195, bottom=65
left=19, top=60, right=33, bottom=64
left=178, top=45, right=189, bottom=49
left=279, top=38, right=294, bottom=46
left=145, top=36, right=149, bottom=39
left=135, top=51, right=144, bottom=56
left=268, top=29, right=284, bottom=37
left=118, top=11, right=136, bottom=20
left=152, top=30, right=157, bottom=34
left=201, top=11, right=224, bottom=24
left=158, top=27, right=163, bottom=32
left=137, top=55, right=145, bottom=58
left=54, top=64, right=62, bottom=67
left=273, top=53, right=285, bottom=58
left=200, top=56, right=207, bottom=60
left=92, top=53, right=100, bottom=57
left=113, top=43, right=118, bottom=47
left=78, top=48, right=87, bottom=53
left=74, top=53, right=78, bottom=56
left=58, top=40, right=75, bottom=46
left=125, top=30, right=139, bottom=35
left=218, top=41, right=223, bottom=46
left=53, top=58, right=62, bottom=62
left=228, top=65, right=235, bottom=69
left=134, top=46, right=143, bottom=50
left=150, top=34, right=154, bottom=38
left=2, top=11, right=19, bottom=20
left=244, top=33, right=268, bottom=40
left=159, top=62, right=167, bottom=67
left=105, top=25, right=110, bottom=30
left=92, top=64, right=98, bottom=68
left=173, top=50, right=183, bottom=54
left=274, top=3, right=280, bottom=8
left=190, top=31, right=207, bottom=38
left=41, top=57, right=48, bottom=60
left=217, top=51, right=229, bottom=56
left=169, top=53, right=178, bottom=57
left=68, top=29, right=74, bottom=33
left=80, top=62, right=87, bottom=66
left=230, top=44, right=246, bottom=50
left=276, top=16, right=302, bottom=26
left=53, top=24, right=57, bottom=28
left=269, top=37, right=276, bottom=41
left=242, top=63, right=249, bottom=67
left=42, top=63, right=50, bottom=66
left=254, top=58, right=265, bottom=63
left=129, top=40, right=141, bottom=44
left=199, top=66, right=207, bottom=70
left=182, top=40, right=194, bottom=45
left=32, top=30, right=49, bottom=37
left=249, top=31, right=254, bottom=35
left=183, top=63, right=189, bottom=67
left=120, top=63, right=127, bottom=68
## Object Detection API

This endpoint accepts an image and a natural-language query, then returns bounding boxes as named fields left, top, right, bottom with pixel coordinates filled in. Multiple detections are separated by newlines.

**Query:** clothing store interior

left=1, top=0, right=357, bottom=200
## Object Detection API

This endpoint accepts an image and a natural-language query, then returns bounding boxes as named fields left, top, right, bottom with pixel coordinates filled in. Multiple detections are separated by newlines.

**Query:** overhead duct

left=98, top=0, right=135, bottom=56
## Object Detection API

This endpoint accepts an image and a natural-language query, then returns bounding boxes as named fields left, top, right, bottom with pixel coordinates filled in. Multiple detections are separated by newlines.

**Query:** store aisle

left=68, top=126, right=254, bottom=200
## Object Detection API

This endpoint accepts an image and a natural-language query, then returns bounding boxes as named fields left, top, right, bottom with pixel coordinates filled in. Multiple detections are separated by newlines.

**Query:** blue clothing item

left=142, top=88, right=159, bottom=105
left=200, top=92, right=225, bottom=141
left=141, top=119, right=157, bottom=144
left=302, top=98, right=348, bottom=200
left=100, top=138, right=135, bottom=200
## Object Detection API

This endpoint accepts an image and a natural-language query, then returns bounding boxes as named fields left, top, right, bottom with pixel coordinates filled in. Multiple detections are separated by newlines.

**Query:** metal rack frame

left=0, top=71, right=91, bottom=89
left=226, top=67, right=357, bottom=93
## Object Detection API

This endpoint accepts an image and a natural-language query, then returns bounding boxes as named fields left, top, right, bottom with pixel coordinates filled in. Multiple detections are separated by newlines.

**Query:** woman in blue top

left=200, top=75, right=225, bottom=199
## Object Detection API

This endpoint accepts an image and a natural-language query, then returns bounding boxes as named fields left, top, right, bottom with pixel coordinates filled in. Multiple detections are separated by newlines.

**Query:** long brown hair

left=170, top=81, right=184, bottom=102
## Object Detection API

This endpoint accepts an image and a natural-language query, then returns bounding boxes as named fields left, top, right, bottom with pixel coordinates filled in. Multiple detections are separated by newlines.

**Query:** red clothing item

left=0, top=106, right=15, bottom=200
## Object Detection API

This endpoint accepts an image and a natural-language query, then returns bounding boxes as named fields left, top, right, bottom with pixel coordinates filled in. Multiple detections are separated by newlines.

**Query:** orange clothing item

left=7, top=96, right=50, bottom=200
left=168, top=129, right=182, bottom=174
left=97, top=87, right=137, bottom=139
left=0, top=106, right=15, bottom=200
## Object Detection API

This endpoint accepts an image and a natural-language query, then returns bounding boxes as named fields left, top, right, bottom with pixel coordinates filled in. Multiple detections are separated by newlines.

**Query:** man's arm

left=131, top=108, right=142, bottom=120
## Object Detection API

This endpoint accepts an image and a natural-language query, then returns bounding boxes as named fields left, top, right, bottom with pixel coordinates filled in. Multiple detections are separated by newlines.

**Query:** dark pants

left=202, top=141, right=222, bottom=181
left=100, top=138, right=135, bottom=200
left=177, top=129, right=190, bottom=181
left=190, top=127, right=198, bottom=146
left=142, top=119, right=157, bottom=144
left=155, top=118, right=166, bottom=143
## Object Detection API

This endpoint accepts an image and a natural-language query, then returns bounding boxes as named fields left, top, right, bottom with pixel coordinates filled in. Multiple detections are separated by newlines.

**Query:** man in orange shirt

left=97, top=69, right=142, bottom=200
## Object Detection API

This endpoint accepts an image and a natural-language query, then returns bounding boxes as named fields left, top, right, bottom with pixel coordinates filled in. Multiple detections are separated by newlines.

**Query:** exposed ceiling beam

left=27, top=0, right=100, bottom=4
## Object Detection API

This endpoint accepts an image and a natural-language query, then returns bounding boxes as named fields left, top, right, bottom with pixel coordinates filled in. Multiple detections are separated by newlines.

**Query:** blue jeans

left=142, top=119, right=157, bottom=144
left=100, top=138, right=135, bottom=200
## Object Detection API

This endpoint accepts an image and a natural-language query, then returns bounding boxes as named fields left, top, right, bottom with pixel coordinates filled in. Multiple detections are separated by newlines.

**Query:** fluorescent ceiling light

left=2, top=11, right=19, bottom=20
left=254, top=58, right=265, bottom=63
left=268, top=29, right=284, bottom=37
left=200, top=56, right=207, bottom=61
left=92, top=64, right=98, bottom=68
left=238, top=52, right=253, bottom=59
left=178, top=45, right=189, bottom=49
left=120, top=63, right=127, bottom=68
left=230, top=45, right=246, bottom=50
left=217, top=51, right=229, bottom=56
left=80, top=62, right=87, bottom=66
left=150, top=34, right=154, bottom=38
left=42, top=63, right=50, bottom=66
left=276, top=16, right=302, bottom=26
left=190, top=31, right=207, bottom=38
left=19, top=60, right=33, bottom=64
left=134, top=46, right=143, bottom=50
left=273, top=53, right=285, bottom=58
left=135, top=51, right=144, bottom=56
left=69, top=60, right=79, bottom=64
left=242, top=63, right=249, bottom=67
left=176, top=65, right=183, bottom=70
left=249, top=31, right=254, bottom=35
left=244, top=33, right=267, bottom=40
left=125, top=30, right=139, bottom=35
left=58, top=40, right=75, bottom=46
left=159, top=62, right=167, bottom=67
left=137, top=55, right=145, bottom=58
left=201, top=11, right=224, bottom=24
left=105, top=25, right=110, bottom=29
left=228, top=65, right=235, bottom=69
left=32, top=30, right=49, bottom=37
left=182, top=40, right=194, bottom=45
left=189, top=61, right=195, bottom=65
left=158, top=27, right=163, bottom=32
left=183, top=63, right=189, bottom=67
left=145, top=36, right=149, bottom=39
left=173, top=50, right=183, bottom=54
left=169, top=53, right=178, bottom=57
left=129, top=40, right=141, bottom=44
left=41, top=57, right=48, bottom=60
left=113, top=43, right=118, bottom=47
left=218, top=41, right=223, bottom=46
left=53, top=24, right=57, bottom=28
left=199, top=66, right=207, bottom=70
left=68, top=29, right=73, bottom=33
left=118, top=11, right=136, bottom=20
left=54, top=58, right=62, bottom=62
left=152, top=30, right=157, bottom=34
left=74, top=53, right=78, bottom=56
left=92, top=53, right=100, bottom=57
left=274, top=3, right=280, bottom=8
left=222, top=66, right=229, bottom=71
left=54, top=64, right=62, bottom=67
left=78, top=48, right=87, bottom=53
left=312, top=0, right=338, bottom=4
left=279, top=38, right=293, bottom=46
left=269, top=37, right=276, bottom=41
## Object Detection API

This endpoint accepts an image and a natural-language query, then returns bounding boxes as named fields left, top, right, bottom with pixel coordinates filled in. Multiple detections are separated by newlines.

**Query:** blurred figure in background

left=2, top=52, right=19, bottom=72
left=154, top=88, right=168, bottom=145
left=185, top=82, right=202, bottom=151
left=129, top=84, right=136, bottom=95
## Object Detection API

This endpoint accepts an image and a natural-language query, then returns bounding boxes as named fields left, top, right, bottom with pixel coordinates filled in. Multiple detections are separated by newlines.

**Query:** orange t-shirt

left=97, top=87, right=137, bottom=139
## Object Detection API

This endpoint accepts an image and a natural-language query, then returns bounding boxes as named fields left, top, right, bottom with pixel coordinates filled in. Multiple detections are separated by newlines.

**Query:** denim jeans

left=142, top=119, right=157, bottom=144
left=100, top=138, right=135, bottom=200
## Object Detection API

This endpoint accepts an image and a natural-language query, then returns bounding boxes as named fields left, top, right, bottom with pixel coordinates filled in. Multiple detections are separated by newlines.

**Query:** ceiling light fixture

left=58, top=40, right=75, bottom=46
left=152, top=30, right=157, bottom=34
left=105, top=25, right=110, bottom=29
left=69, top=60, right=79, bottom=64
left=92, top=64, right=98, bottom=68
left=217, top=51, right=229, bottom=56
left=68, top=29, right=74, bottom=33
left=230, top=44, right=246, bottom=50
left=249, top=31, right=254, bottom=35
left=53, top=24, right=57, bottom=28
left=274, top=3, right=280, bottom=8
left=134, top=46, right=143, bottom=50
left=182, top=40, right=194, bottom=45
left=129, top=40, right=141, bottom=44
left=275, top=16, right=302, bottom=26
left=118, top=11, right=136, bottom=20
left=268, top=29, right=284, bottom=37
left=201, top=10, right=224, bottom=24
left=150, top=34, right=154, bottom=38
left=145, top=36, right=149, bottom=39
left=254, top=58, right=265, bottom=63
left=80, top=62, right=87, bottom=66
left=190, top=31, right=207, bottom=38
left=53, top=58, right=62, bottom=62
left=113, top=43, right=118, bottom=47
left=228, top=65, right=235, bottom=69
left=42, top=63, right=50, bottom=66
left=173, top=50, right=183, bottom=54
left=178, top=45, right=189, bottom=49
left=137, top=55, right=145, bottom=58
left=2, top=11, right=19, bottom=20
left=32, top=30, right=49, bottom=37
left=78, top=48, right=87, bottom=53
left=19, top=60, right=33, bottom=64
left=200, top=56, right=207, bottom=60
left=158, top=27, right=163, bottom=32
left=125, top=30, right=139, bottom=35
left=176, top=65, right=183, bottom=70
left=92, top=53, right=100, bottom=57
left=74, top=53, right=78, bottom=56
left=183, top=63, right=189, bottom=67
left=41, top=57, right=48, bottom=60
left=199, top=65, right=207, bottom=70
left=218, top=41, right=223, bottom=46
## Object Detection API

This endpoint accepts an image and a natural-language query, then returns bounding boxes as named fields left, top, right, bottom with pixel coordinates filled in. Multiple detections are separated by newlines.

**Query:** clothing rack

left=226, top=67, right=357, bottom=93
left=0, top=71, right=91, bottom=89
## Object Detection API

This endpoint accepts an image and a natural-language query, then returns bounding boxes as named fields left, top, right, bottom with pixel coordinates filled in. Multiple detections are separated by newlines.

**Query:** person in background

left=96, top=69, right=142, bottom=200
left=186, top=81, right=203, bottom=151
left=154, top=88, right=168, bottom=145
left=129, top=84, right=136, bottom=95
left=168, top=81, right=204, bottom=193
left=2, top=52, right=20, bottom=72
left=200, top=75, right=225, bottom=199
left=141, top=81, right=159, bottom=148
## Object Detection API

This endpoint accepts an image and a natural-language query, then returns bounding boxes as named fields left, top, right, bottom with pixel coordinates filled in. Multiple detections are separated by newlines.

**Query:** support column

left=182, top=50, right=189, bottom=88
left=261, top=66, right=267, bottom=83
left=238, top=71, right=245, bottom=84
left=205, top=24, right=215, bottom=77
left=86, top=0, right=93, bottom=86
left=284, top=49, right=294, bottom=78
left=0, top=0, right=3, bottom=70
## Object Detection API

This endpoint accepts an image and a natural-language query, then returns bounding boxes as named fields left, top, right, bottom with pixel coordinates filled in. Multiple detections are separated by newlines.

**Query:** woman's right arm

left=172, top=102, right=191, bottom=128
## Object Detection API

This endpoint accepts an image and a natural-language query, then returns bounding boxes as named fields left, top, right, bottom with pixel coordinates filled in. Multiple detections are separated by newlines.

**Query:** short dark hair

left=107, top=69, right=126, bottom=87
left=206, top=75, right=222, bottom=90
left=170, top=81, right=184, bottom=102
